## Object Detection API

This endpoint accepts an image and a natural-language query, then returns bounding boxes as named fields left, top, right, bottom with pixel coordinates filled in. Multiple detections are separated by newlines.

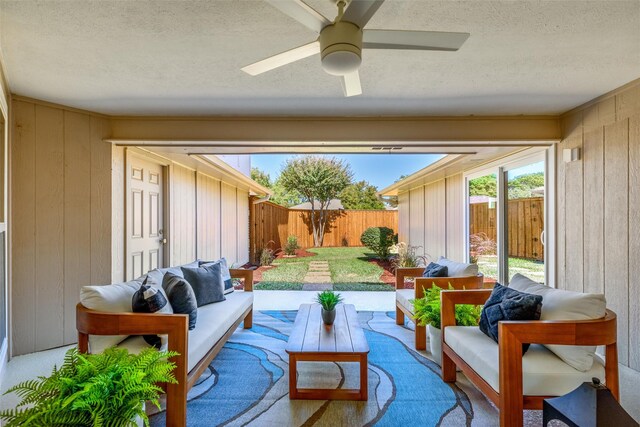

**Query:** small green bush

left=283, top=235, right=300, bottom=256
left=360, top=226, right=395, bottom=260
left=316, top=290, right=343, bottom=311
left=259, top=240, right=276, bottom=266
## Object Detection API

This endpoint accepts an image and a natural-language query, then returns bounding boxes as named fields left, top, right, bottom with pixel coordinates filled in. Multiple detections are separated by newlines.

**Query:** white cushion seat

left=395, top=289, right=415, bottom=315
left=118, top=291, right=253, bottom=372
left=444, top=326, right=605, bottom=396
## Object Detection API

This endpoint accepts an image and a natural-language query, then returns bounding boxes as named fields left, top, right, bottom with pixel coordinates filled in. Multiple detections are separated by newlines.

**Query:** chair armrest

left=440, top=289, right=492, bottom=329
left=415, top=275, right=485, bottom=298
left=498, top=310, right=617, bottom=347
left=230, top=268, right=253, bottom=292
left=395, top=267, right=424, bottom=289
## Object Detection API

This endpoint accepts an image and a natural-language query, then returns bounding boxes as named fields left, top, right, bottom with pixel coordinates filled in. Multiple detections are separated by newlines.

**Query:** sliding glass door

left=466, top=150, right=551, bottom=285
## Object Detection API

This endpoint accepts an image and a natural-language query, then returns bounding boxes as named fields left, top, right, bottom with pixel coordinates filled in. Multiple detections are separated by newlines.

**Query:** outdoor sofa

left=76, top=261, right=253, bottom=427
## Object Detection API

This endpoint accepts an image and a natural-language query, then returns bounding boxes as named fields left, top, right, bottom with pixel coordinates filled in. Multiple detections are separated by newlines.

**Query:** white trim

left=0, top=338, right=8, bottom=382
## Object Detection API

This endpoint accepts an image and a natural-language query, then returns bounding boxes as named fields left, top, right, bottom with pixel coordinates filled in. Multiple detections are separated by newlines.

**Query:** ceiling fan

left=242, top=0, right=470, bottom=97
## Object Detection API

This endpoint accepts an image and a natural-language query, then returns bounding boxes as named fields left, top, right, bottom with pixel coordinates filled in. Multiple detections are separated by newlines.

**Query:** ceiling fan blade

left=342, top=0, right=385, bottom=28
left=363, top=29, right=470, bottom=51
left=242, top=41, right=320, bottom=76
left=340, top=71, right=362, bottom=97
left=266, top=0, right=331, bottom=33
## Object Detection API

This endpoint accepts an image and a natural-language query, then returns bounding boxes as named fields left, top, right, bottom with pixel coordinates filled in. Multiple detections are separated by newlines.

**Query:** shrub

left=469, top=232, right=497, bottom=263
left=259, top=240, right=276, bottom=266
left=411, top=285, right=482, bottom=328
left=316, top=290, right=343, bottom=311
left=360, top=226, right=395, bottom=260
left=391, top=242, right=428, bottom=271
left=283, top=235, right=300, bottom=256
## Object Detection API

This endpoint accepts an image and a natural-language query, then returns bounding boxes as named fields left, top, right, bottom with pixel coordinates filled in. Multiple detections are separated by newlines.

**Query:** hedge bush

left=360, top=226, right=395, bottom=260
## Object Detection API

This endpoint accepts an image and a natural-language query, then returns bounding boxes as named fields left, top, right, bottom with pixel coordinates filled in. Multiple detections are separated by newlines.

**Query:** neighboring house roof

left=531, top=186, right=545, bottom=196
left=290, top=199, right=344, bottom=210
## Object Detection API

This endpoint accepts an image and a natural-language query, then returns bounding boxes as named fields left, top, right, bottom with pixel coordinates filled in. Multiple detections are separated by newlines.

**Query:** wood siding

left=249, top=201, right=398, bottom=259
left=397, top=174, right=465, bottom=263
left=11, top=99, right=112, bottom=355
left=556, top=81, right=640, bottom=371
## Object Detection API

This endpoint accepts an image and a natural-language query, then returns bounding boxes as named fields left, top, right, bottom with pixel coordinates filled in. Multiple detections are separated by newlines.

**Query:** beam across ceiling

left=108, top=115, right=560, bottom=145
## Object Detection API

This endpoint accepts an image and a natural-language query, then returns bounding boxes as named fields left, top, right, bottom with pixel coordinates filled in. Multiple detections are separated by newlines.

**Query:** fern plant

left=0, top=347, right=178, bottom=427
left=411, top=284, right=482, bottom=329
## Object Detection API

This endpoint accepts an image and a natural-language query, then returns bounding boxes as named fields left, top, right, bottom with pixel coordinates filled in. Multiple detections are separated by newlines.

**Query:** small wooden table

left=286, top=303, right=369, bottom=401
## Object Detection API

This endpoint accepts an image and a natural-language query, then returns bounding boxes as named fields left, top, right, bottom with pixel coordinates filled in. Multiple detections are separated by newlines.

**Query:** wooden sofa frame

left=395, top=267, right=484, bottom=350
left=76, top=268, right=253, bottom=427
left=440, top=289, right=619, bottom=427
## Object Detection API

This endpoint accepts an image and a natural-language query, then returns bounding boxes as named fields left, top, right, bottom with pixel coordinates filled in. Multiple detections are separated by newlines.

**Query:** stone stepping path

left=303, top=261, right=331, bottom=284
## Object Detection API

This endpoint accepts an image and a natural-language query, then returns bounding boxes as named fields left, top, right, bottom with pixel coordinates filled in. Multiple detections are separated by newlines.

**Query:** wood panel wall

left=170, top=164, right=196, bottom=266
left=196, top=172, right=221, bottom=261
left=11, top=99, right=112, bottom=355
left=249, top=201, right=398, bottom=260
left=399, top=174, right=465, bottom=263
left=556, top=80, right=640, bottom=371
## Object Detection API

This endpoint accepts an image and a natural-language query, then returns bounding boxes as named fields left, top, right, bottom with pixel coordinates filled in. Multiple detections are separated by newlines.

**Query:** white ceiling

left=1, top=0, right=639, bottom=116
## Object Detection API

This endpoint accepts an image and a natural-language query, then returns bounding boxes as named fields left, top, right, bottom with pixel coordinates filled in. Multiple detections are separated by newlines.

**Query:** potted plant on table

left=411, top=284, right=482, bottom=365
left=316, top=289, right=343, bottom=326
left=0, top=346, right=178, bottom=427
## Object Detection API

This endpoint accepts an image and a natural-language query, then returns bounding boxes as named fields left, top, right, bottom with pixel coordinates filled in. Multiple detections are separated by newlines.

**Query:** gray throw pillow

left=479, top=283, right=543, bottom=353
left=422, top=262, right=448, bottom=278
left=181, top=263, right=226, bottom=306
left=162, top=272, right=198, bottom=330
left=198, top=258, right=234, bottom=294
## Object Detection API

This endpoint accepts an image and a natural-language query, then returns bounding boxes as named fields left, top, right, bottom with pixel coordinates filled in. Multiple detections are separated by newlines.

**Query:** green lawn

left=476, top=255, right=545, bottom=282
left=254, top=247, right=392, bottom=291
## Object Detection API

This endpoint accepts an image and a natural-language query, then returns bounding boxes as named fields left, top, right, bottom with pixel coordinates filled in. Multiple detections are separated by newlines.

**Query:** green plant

left=283, top=235, right=300, bottom=256
left=315, top=289, right=343, bottom=311
left=360, top=226, right=395, bottom=260
left=259, top=240, right=277, bottom=266
left=411, top=285, right=482, bottom=329
left=391, top=242, right=428, bottom=271
left=0, top=347, right=178, bottom=427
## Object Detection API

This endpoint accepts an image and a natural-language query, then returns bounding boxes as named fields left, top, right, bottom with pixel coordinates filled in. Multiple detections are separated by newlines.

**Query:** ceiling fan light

left=321, top=50, right=361, bottom=76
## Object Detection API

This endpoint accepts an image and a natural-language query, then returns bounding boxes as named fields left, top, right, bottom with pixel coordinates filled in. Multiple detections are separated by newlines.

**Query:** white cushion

left=509, top=273, right=606, bottom=371
left=396, top=289, right=415, bottom=315
left=444, top=326, right=605, bottom=396
left=118, top=291, right=253, bottom=372
left=80, top=279, right=142, bottom=353
left=437, top=257, right=479, bottom=277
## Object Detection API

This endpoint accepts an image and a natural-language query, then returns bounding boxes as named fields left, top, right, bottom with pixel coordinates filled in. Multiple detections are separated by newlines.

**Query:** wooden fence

left=469, top=197, right=544, bottom=261
left=249, top=199, right=398, bottom=262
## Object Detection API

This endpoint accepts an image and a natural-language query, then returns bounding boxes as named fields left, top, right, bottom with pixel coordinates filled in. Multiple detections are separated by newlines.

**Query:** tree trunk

left=310, top=199, right=320, bottom=247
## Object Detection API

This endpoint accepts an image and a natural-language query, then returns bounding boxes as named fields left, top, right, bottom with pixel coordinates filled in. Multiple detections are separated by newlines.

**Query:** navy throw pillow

left=423, top=262, right=448, bottom=278
left=181, top=263, right=226, bottom=307
left=132, top=278, right=172, bottom=347
left=479, top=283, right=543, bottom=353
left=162, top=272, right=198, bottom=330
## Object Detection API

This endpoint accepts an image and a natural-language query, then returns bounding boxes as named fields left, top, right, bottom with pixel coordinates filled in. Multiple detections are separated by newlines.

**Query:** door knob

left=159, top=238, right=167, bottom=245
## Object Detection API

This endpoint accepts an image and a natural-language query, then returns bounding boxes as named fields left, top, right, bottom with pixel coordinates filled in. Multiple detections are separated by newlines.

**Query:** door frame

left=463, top=146, right=555, bottom=285
left=124, top=148, right=170, bottom=280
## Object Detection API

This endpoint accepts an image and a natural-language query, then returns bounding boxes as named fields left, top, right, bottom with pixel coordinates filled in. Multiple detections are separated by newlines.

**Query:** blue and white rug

left=150, top=311, right=500, bottom=426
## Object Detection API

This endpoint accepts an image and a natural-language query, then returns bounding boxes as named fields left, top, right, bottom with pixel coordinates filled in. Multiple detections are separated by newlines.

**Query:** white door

left=127, top=154, right=165, bottom=280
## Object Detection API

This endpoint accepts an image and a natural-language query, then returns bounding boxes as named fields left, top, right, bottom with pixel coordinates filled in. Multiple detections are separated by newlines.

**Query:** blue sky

left=248, top=154, right=443, bottom=190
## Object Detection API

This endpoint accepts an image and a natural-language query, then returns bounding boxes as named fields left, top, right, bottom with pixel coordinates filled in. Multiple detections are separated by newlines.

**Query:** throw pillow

left=181, top=263, right=226, bottom=306
left=132, top=278, right=173, bottom=348
left=509, top=273, right=606, bottom=371
left=80, top=279, right=141, bottom=353
left=437, top=257, right=479, bottom=277
left=162, top=272, right=198, bottom=330
left=479, top=283, right=543, bottom=353
left=422, top=262, right=448, bottom=278
left=199, top=258, right=234, bottom=294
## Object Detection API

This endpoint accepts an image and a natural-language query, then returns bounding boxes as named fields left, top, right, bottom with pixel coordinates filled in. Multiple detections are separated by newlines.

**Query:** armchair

left=440, top=289, right=619, bottom=427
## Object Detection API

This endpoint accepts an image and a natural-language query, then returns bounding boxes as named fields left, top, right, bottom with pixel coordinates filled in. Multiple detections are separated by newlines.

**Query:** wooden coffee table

left=286, top=303, right=369, bottom=401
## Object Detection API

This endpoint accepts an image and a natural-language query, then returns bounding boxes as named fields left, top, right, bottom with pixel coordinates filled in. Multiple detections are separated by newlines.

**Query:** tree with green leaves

left=279, top=156, right=353, bottom=247
left=508, top=172, right=544, bottom=199
left=251, top=167, right=272, bottom=188
left=469, top=174, right=497, bottom=197
left=339, top=180, right=385, bottom=210
left=270, top=177, right=303, bottom=207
